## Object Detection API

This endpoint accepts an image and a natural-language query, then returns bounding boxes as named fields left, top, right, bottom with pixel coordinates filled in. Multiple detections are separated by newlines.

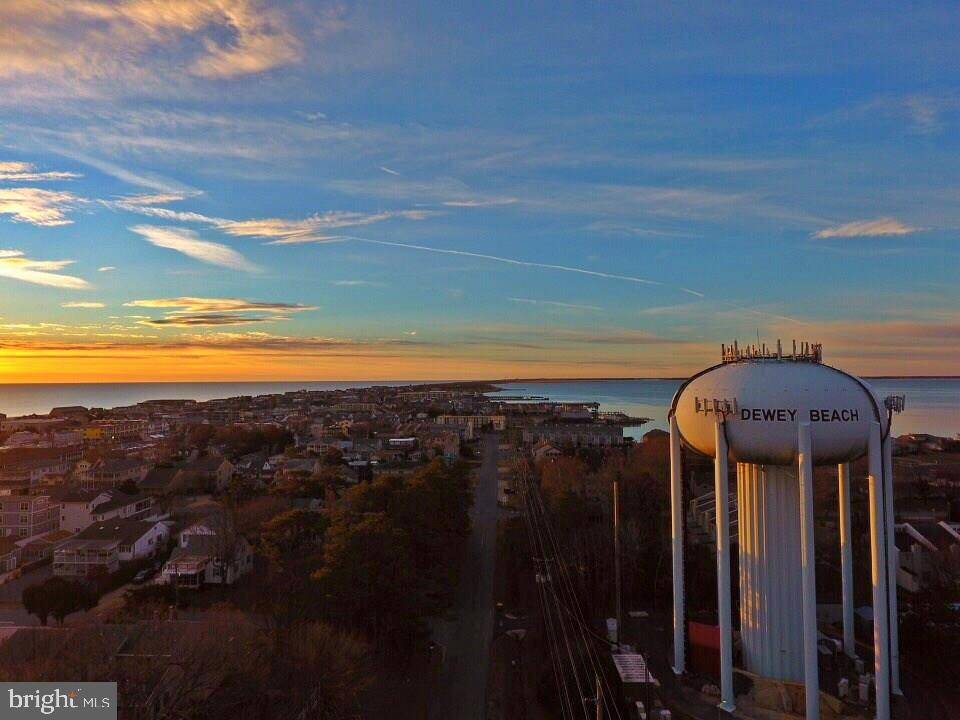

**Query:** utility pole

left=613, top=474, right=622, bottom=645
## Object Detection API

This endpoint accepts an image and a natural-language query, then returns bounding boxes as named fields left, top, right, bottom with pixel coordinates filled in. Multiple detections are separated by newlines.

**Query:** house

left=55, top=488, right=155, bottom=534
left=532, top=440, right=562, bottom=463
left=55, top=489, right=105, bottom=534
left=1, top=431, right=45, bottom=449
left=0, top=537, right=20, bottom=574
left=0, top=445, right=81, bottom=491
left=78, top=457, right=150, bottom=490
left=161, top=514, right=253, bottom=589
left=82, top=420, right=146, bottom=444
left=0, top=495, right=59, bottom=539
left=91, top=490, right=155, bottom=523
left=435, top=414, right=506, bottom=439
left=18, top=529, right=73, bottom=564
left=233, top=452, right=272, bottom=484
left=52, top=429, right=83, bottom=447
left=522, top=423, right=624, bottom=447
left=49, top=406, right=89, bottom=420
left=279, top=457, right=321, bottom=479
left=895, top=521, right=960, bottom=592
left=140, top=466, right=179, bottom=494
left=424, top=432, right=461, bottom=463
left=175, top=455, right=234, bottom=493
left=53, top=520, right=169, bottom=578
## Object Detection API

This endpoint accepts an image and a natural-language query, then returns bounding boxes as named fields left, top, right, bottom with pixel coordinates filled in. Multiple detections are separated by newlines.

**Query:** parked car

left=132, top=568, right=153, bottom=585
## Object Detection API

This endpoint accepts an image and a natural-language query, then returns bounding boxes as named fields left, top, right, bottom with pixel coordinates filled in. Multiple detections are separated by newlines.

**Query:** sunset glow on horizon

left=0, top=2, right=958, bottom=381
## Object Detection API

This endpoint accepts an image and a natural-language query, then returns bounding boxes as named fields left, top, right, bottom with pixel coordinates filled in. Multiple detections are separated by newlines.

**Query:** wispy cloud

left=0, top=0, right=311, bottom=88
left=0, top=188, right=79, bottom=226
left=61, top=301, right=105, bottom=309
left=130, top=225, right=259, bottom=272
left=443, top=197, right=519, bottom=207
left=0, top=250, right=91, bottom=289
left=814, top=93, right=959, bottom=136
left=813, top=217, right=922, bottom=239
left=329, top=176, right=522, bottom=210
left=508, top=297, right=603, bottom=312
left=106, top=195, right=214, bottom=223
left=379, top=166, right=401, bottom=176
left=97, top=266, right=116, bottom=273
left=124, top=296, right=316, bottom=327
left=584, top=221, right=696, bottom=238
left=332, top=280, right=384, bottom=287
left=109, top=195, right=436, bottom=245
left=54, top=150, right=197, bottom=194
left=140, top=313, right=280, bottom=327
left=463, top=322, right=690, bottom=346
left=0, top=160, right=80, bottom=182
left=220, top=210, right=436, bottom=244
left=125, top=297, right=316, bottom=314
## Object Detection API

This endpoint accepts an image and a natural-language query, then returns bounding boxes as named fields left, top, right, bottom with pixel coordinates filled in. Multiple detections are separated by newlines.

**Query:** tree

left=0, top=611, right=371, bottom=720
left=22, top=582, right=52, bottom=626
left=187, top=423, right=215, bottom=450
left=313, top=460, right=475, bottom=648
left=322, top=447, right=344, bottom=466
left=224, top=476, right=260, bottom=506
left=261, top=509, right=328, bottom=569
left=117, top=478, right=139, bottom=495
left=271, top=468, right=340, bottom=499
left=23, top=577, right=98, bottom=626
left=234, top=495, right=290, bottom=540
left=314, top=511, right=420, bottom=649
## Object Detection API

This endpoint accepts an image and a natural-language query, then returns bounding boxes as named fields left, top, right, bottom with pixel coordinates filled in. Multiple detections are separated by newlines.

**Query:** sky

left=0, top=1, right=958, bottom=382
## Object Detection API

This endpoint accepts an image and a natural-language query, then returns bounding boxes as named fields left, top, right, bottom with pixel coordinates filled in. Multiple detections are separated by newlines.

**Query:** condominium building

left=0, top=495, right=59, bottom=539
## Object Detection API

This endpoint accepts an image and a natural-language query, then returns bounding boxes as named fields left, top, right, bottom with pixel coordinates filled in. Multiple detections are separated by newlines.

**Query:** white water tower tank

left=673, top=353, right=889, bottom=465
left=667, top=341, right=900, bottom=718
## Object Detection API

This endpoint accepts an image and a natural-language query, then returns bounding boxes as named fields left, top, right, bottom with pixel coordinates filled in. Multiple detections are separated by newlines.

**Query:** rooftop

left=74, top=519, right=163, bottom=545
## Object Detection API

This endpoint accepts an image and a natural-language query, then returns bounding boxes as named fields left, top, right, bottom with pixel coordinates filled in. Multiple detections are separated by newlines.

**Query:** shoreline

left=1, top=375, right=958, bottom=387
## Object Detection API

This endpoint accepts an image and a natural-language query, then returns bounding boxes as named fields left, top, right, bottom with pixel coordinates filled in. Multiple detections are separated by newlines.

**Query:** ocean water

left=0, top=381, right=419, bottom=417
left=489, top=378, right=960, bottom=439
left=0, top=378, right=956, bottom=439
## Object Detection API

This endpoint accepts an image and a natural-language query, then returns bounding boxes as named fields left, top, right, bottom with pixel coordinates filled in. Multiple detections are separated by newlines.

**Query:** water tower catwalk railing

left=668, top=343, right=902, bottom=720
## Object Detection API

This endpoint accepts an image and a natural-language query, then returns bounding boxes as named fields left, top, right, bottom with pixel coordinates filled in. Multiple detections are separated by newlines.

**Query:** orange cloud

left=0, top=0, right=312, bottom=88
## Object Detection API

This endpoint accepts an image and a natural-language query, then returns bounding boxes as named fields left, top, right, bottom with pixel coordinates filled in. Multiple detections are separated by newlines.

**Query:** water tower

left=668, top=341, right=901, bottom=720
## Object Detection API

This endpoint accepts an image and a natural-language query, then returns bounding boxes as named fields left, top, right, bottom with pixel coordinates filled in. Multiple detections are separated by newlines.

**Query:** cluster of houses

left=0, top=384, right=648, bottom=596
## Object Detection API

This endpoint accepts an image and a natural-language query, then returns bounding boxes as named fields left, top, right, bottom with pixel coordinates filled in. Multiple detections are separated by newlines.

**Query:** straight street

left=429, top=433, right=500, bottom=720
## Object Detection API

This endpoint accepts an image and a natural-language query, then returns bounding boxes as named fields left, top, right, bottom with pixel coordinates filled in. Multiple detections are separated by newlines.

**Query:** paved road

left=430, top=433, right=500, bottom=720
left=0, top=566, right=53, bottom=625
left=0, top=565, right=53, bottom=604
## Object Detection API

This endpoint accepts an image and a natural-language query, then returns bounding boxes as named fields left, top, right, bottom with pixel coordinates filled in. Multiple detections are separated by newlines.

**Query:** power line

left=522, top=471, right=623, bottom=720
left=525, top=475, right=625, bottom=720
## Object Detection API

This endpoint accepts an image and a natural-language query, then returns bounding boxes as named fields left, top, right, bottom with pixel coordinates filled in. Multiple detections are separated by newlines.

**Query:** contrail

left=352, top=238, right=812, bottom=325
left=356, top=237, right=705, bottom=298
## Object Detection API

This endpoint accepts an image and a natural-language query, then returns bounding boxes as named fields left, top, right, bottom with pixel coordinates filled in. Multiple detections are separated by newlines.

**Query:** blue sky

left=0, top=1, right=957, bottom=380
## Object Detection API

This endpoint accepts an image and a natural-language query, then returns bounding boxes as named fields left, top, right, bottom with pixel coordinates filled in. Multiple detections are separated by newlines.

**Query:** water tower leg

left=882, top=435, right=902, bottom=695
left=714, top=419, right=735, bottom=713
left=868, top=422, right=891, bottom=720
left=798, top=423, right=820, bottom=720
left=838, top=463, right=857, bottom=659
left=669, top=415, right=685, bottom=675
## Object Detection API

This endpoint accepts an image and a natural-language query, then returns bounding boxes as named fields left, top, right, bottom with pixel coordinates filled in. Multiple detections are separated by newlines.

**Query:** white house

left=53, top=519, right=169, bottom=577
left=161, top=515, right=253, bottom=589
left=57, top=489, right=155, bottom=534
